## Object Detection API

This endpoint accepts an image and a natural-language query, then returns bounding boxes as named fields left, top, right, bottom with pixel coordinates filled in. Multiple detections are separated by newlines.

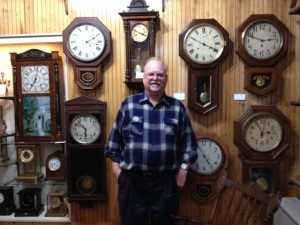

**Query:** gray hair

left=144, top=57, right=168, bottom=74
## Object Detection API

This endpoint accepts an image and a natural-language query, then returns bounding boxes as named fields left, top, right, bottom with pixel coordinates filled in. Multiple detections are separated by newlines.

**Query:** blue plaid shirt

left=105, top=92, right=198, bottom=172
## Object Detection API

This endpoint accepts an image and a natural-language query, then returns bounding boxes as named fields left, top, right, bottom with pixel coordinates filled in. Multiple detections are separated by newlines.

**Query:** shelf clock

left=179, top=19, right=229, bottom=115
left=16, top=144, right=43, bottom=183
left=45, top=150, right=66, bottom=181
left=189, top=132, right=228, bottom=202
left=63, top=17, right=111, bottom=90
left=119, top=0, right=159, bottom=92
left=235, top=14, right=289, bottom=96
left=65, top=96, right=107, bottom=202
left=15, top=188, right=43, bottom=217
left=0, top=186, right=16, bottom=215
left=45, top=190, right=68, bottom=217
left=10, top=49, right=65, bottom=143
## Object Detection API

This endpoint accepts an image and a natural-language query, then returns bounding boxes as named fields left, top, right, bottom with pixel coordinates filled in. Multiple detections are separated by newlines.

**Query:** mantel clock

left=119, top=0, right=159, bottom=92
left=65, top=96, right=107, bottom=203
left=235, top=14, right=289, bottom=96
left=11, top=49, right=65, bottom=143
left=179, top=19, right=229, bottom=115
left=63, top=17, right=111, bottom=90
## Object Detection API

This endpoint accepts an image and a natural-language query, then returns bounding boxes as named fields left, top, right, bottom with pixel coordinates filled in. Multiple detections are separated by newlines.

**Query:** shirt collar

left=139, top=92, right=170, bottom=107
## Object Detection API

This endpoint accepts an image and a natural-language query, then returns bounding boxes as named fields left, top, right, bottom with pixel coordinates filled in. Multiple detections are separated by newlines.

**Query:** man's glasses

left=144, top=72, right=165, bottom=79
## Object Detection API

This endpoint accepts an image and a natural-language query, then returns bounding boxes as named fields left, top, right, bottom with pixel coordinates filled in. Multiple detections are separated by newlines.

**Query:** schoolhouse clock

left=189, top=132, right=228, bottom=202
left=179, top=19, right=229, bottom=115
left=16, top=144, right=43, bottom=182
left=119, top=0, right=159, bottom=92
left=45, top=150, right=66, bottom=181
left=63, top=17, right=111, bottom=90
left=235, top=14, right=289, bottom=96
left=10, top=49, right=65, bottom=143
left=65, top=96, right=107, bottom=202
left=0, top=186, right=16, bottom=215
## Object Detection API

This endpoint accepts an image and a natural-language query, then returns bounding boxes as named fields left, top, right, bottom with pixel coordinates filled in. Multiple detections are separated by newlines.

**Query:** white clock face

left=243, top=114, right=283, bottom=152
left=48, top=157, right=61, bottom=171
left=20, top=149, right=34, bottom=163
left=70, top=114, right=101, bottom=144
left=184, top=24, right=226, bottom=64
left=190, top=138, right=225, bottom=175
left=68, top=23, right=106, bottom=62
left=50, top=196, right=62, bottom=209
left=131, top=23, right=149, bottom=42
left=243, top=21, right=283, bottom=60
left=0, top=193, right=4, bottom=204
left=21, top=65, right=50, bottom=93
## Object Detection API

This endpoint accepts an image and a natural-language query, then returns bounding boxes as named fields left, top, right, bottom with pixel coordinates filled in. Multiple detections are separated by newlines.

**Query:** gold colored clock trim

left=20, top=149, right=34, bottom=163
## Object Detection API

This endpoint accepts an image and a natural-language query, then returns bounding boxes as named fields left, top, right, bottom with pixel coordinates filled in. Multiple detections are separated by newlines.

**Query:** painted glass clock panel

left=22, top=96, right=51, bottom=137
left=21, top=65, right=50, bottom=94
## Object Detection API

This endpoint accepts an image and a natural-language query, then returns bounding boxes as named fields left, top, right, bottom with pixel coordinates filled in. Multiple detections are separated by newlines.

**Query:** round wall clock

left=63, top=17, right=111, bottom=90
left=234, top=105, right=291, bottom=160
left=189, top=132, right=228, bottom=202
left=131, top=23, right=149, bottom=43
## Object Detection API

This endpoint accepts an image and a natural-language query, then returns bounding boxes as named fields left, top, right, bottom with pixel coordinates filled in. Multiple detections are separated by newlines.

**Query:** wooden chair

left=170, top=178, right=282, bottom=225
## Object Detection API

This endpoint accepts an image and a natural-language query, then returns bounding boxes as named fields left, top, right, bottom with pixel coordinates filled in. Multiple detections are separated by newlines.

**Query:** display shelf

left=0, top=205, right=71, bottom=223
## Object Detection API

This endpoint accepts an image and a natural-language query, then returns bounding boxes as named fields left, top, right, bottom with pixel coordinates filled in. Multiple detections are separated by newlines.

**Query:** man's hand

left=176, top=168, right=188, bottom=187
left=112, top=161, right=122, bottom=178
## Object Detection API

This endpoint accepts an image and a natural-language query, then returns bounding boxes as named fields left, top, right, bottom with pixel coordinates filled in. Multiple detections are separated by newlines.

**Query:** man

left=105, top=57, right=198, bottom=225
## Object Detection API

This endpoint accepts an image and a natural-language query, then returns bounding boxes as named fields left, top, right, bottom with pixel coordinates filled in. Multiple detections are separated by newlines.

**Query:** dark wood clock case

left=65, top=96, right=107, bottom=203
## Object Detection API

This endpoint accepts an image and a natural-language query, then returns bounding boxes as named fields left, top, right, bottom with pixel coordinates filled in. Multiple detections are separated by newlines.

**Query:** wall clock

left=179, top=19, right=229, bottom=115
left=11, top=49, right=65, bottom=143
left=63, top=17, right=111, bottom=90
left=189, top=132, right=228, bottom=202
left=0, top=186, right=16, bottom=215
left=45, top=190, right=68, bottom=217
left=65, top=96, right=107, bottom=203
left=16, top=144, right=43, bottom=182
left=15, top=188, right=43, bottom=217
left=45, top=150, right=66, bottom=181
left=234, top=105, right=291, bottom=160
left=119, top=0, right=159, bottom=92
left=235, top=14, right=289, bottom=96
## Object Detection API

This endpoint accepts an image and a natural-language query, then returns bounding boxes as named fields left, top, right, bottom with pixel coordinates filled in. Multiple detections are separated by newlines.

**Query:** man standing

left=105, top=57, right=198, bottom=225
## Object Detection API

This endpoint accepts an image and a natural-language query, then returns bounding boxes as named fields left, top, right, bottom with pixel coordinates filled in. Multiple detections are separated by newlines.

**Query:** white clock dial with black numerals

left=21, top=65, right=49, bottom=93
left=47, top=157, right=62, bottom=172
left=184, top=24, right=226, bottom=64
left=67, top=24, right=106, bottom=62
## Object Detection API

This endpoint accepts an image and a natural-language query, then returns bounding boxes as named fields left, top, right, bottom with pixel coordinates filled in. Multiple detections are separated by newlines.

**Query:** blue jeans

left=118, top=170, right=180, bottom=225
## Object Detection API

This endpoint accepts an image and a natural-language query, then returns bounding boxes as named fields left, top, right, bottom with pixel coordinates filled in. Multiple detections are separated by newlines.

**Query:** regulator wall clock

left=179, top=19, right=229, bottom=115
left=235, top=14, right=289, bottom=96
left=234, top=105, right=291, bottom=160
left=65, top=96, right=107, bottom=203
left=63, top=17, right=111, bottom=90
left=189, top=132, right=228, bottom=202
left=119, top=0, right=159, bottom=92
left=11, top=49, right=65, bottom=143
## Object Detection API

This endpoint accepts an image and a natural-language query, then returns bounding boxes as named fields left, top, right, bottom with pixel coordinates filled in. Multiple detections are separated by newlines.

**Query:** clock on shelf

left=10, top=49, right=65, bottom=143
left=235, top=14, right=289, bottom=96
left=15, top=187, right=43, bottom=217
left=45, top=150, right=66, bottom=181
left=16, top=144, right=43, bottom=183
left=189, top=131, right=228, bottom=202
left=119, top=0, right=159, bottom=92
left=63, top=17, right=111, bottom=90
left=0, top=186, right=16, bottom=215
left=45, top=190, right=68, bottom=217
left=234, top=105, right=291, bottom=160
left=65, top=96, right=107, bottom=203
left=179, top=19, right=229, bottom=115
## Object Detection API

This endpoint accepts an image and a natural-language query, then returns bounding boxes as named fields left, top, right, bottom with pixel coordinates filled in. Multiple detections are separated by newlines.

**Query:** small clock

left=45, top=190, right=68, bottom=217
left=15, top=188, right=43, bottom=217
left=63, top=17, right=111, bottom=90
left=16, top=145, right=43, bottom=182
left=0, top=186, right=16, bottom=215
left=189, top=132, right=228, bottom=202
left=45, top=150, right=66, bottom=181
left=70, top=114, right=101, bottom=144
left=234, top=105, right=291, bottom=160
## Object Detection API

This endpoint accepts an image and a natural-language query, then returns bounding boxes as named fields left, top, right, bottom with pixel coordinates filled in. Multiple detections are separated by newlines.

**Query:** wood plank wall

left=1, top=0, right=300, bottom=224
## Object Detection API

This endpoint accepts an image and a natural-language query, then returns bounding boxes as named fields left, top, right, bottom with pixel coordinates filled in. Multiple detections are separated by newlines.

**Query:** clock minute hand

left=198, top=147, right=213, bottom=168
left=189, top=37, right=216, bottom=51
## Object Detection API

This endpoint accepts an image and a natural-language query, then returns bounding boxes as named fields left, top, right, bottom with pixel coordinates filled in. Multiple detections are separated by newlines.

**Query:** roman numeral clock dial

left=179, top=19, right=229, bottom=115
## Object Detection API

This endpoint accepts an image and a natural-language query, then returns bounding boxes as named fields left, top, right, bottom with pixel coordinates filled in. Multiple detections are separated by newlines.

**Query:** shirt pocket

left=129, top=116, right=144, bottom=136
left=164, top=118, right=179, bottom=136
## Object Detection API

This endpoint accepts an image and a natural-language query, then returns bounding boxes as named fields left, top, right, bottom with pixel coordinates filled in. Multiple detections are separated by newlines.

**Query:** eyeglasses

left=144, top=72, right=165, bottom=79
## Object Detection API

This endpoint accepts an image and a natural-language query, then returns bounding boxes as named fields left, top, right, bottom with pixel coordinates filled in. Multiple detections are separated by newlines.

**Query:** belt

left=122, top=169, right=177, bottom=179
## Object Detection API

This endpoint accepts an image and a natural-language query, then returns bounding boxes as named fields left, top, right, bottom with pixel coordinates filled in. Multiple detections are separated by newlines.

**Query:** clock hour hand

left=198, top=147, right=213, bottom=169
left=249, top=34, right=276, bottom=42
left=189, top=37, right=217, bottom=52
left=30, top=72, right=38, bottom=88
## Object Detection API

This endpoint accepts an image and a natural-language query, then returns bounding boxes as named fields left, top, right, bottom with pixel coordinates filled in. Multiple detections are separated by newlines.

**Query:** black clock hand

left=189, top=37, right=217, bottom=52
left=133, top=29, right=147, bottom=36
left=198, top=147, right=213, bottom=169
left=249, top=34, right=276, bottom=42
